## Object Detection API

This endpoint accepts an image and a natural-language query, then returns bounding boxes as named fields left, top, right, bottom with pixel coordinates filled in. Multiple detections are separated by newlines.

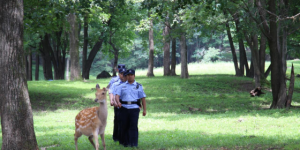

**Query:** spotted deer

left=74, top=84, right=108, bottom=150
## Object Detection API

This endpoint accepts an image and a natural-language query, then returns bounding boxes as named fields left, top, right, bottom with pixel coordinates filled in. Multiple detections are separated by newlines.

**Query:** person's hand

left=110, top=100, right=114, bottom=106
left=143, top=110, right=146, bottom=116
left=117, top=102, right=122, bottom=108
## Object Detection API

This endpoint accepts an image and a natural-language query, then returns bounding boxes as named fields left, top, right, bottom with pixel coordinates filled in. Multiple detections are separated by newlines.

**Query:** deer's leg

left=88, top=135, right=96, bottom=149
left=100, top=133, right=106, bottom=150
left=93, top=132, right=99, bottom=150
left=74, top=131, right=82, bottom=150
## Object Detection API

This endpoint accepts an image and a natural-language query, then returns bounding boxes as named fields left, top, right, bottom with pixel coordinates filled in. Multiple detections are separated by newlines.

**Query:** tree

left=180, top=33, right=189, bottom=78
left=24, top=0, right=69, bottom=80
left=170, top=38, right=177, bottom=75
left=163, top=19, right=171, bottom=76
left=68, top=13, right=81, bottom=80
left=0, top=0, right=39, bottom=149
left=147, top=16, right=155, bottom=77
left=80, top=0, right=107, bottom=79
left=244, top=0, right=300, bottom=108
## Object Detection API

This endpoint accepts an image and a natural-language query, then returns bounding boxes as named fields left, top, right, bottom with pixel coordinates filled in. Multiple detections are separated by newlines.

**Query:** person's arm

left=115, top=85, right=122, bottom=107
left=109, top=93, right=114, bottom=106
left=141, top=97, right=146, bottom=116
left=109, top=83, right=115, bottom=106
left=115, top=95, right=122, bottom=108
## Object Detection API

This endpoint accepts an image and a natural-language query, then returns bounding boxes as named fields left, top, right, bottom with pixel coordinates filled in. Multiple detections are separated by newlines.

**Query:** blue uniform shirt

left=110, top=80, right=125, bottom=95
left=115, top=80, right=146, bottom=109
left=108, top=76, right=120, bottom=91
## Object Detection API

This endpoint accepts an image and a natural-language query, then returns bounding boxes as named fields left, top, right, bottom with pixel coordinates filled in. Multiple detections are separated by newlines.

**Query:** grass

left=1, top=61, right=300, bottom=150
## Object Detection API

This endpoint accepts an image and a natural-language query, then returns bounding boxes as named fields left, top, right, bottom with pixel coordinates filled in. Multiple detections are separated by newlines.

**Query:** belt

left=120, top=100, right=138, bottom=105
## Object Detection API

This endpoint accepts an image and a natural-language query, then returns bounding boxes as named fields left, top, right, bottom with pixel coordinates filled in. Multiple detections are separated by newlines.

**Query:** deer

left=74, top=84, right=108, bottom=150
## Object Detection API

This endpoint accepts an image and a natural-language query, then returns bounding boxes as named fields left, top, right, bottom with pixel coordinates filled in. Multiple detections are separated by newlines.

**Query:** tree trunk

left=82, top=38, right=104, bottom=79
left=0, top=0, right=39, bottom=149
left=259, top=33, right=267, bottom=81
left=253, top=0, right=292, bottom=108
left=147, top=17, right=155, bottom=77
left=264, top=64, right=271, bottom=78
left=180, top=33, right=189, bottom=78
left=40, top=35, right=53, bottom=80
left=235, top=18, right=250, bottom=77
left=68, top=13, right=81, bottom=80
left=286, top=64, right=294, bottom=109
left=170, top=38, right=177, bottom=76
left=245, top=34, right=261, bottom=87
left=109, top=42, right=119, bottom=77
left=113, top=52, right=118, bottom=76
left=66, top=58, right=70, bottom=80
left=51, top=31, right=66, bottom=80
left=226, top=22, right=241, bottom=76
left=163, top=21, right=171, bottom=76
left=35, top=53, right=40, bottom=80
left=27, top=52, right=32, bottom=81
left=268, top=0, right=286, bottom=108
left=27, top=54, right=32, bottom=81
left=82, top=15, right=88, bottom=79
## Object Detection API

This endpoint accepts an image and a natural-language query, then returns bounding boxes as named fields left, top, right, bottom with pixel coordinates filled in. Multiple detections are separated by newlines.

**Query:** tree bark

left=259, top=33, right=267, bottom=81
left=147, top=17, right=155, bottom=77
left=245, top=34, right=261, bottom=87
left=51, top=31, right=66, bottom=80
left=40, top=35, right=53, bottom=80
left=0, top=0, right=39, bottom=149
left=25, top=50, right=32, bottom=81
left=226, top=22, right=241, bottom=76
left=68, top=13, right=81, bottom=80
left=163, top=21, right=171, bottom=76
left=82, top=39, right=104, bottom=79
left=234, top=17, right=249, bottom=76
left=268, top=0, right=286, bottom=108
left=109, top=41, right=119, bottom=77
left=113, top=52, right=118, bottom=76
left=264, top=64, right=271, bottom=78
left=35, top=53, right=40, bottom=81
left=286, top=64, right=294, bottom=109
left=82, top=14, right=88, bottom=79
left=180, top=33, right=189, bottom=78
left=170, top=38, right=177, bottom=76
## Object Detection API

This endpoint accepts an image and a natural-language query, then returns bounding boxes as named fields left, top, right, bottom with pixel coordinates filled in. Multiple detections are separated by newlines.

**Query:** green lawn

left=1, top=61, right=300, bottom=150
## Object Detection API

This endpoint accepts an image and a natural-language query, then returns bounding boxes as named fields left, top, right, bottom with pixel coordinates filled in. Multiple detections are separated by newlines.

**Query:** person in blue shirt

left=107, top=64, right=125, bottom=106
left=115, top=69, right=147, bottom=147
left=110, top=68, right=127, bottom=142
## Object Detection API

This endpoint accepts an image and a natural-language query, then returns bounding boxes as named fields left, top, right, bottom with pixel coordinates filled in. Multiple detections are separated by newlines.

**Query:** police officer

left=107, top=64, right=125, bottom=106
left=107, top=64, right=125, bottom=142
left=109, top=68, right=127, bottom=142
left=115, top=69, right=147, bottom=147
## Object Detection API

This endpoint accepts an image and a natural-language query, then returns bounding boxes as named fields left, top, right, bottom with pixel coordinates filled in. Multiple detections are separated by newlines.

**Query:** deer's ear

left=96, top=84, right=100, bottom=89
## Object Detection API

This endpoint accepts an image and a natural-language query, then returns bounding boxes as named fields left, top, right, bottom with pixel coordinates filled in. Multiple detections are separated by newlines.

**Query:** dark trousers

left=113, top=107, right=120, bottom=141
left=119, top=107, right=140, bottom=147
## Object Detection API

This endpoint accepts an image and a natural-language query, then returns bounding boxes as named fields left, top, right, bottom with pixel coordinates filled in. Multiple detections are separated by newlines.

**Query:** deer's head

left=95, top=84, right=107, bottom=103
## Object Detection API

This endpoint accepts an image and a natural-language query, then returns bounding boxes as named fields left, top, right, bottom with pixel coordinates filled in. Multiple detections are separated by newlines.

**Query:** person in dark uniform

left=107, top=64, right=125, bottom=106
left=115, top=69, right=147, bottom=147
left=107, top=64, right=125, bottom=142
left=110, top=68, right=127, bottom=142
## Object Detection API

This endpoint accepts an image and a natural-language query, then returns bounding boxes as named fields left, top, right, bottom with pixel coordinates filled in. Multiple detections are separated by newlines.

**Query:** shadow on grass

left=28, top=75, right=300, bottom=118
left=28, top=80, right=109, bottom=111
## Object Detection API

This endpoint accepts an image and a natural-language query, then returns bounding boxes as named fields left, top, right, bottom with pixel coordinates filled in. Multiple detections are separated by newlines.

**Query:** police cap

left=118, top=64, right=125, bottom=69
left=118, top=68, right=126, bottom=73
left=124, top=69, right=135, bottom=76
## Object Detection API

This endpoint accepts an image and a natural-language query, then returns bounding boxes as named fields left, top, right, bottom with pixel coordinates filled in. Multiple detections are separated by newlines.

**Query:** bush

left=192, top=47, right=222, bottom=62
